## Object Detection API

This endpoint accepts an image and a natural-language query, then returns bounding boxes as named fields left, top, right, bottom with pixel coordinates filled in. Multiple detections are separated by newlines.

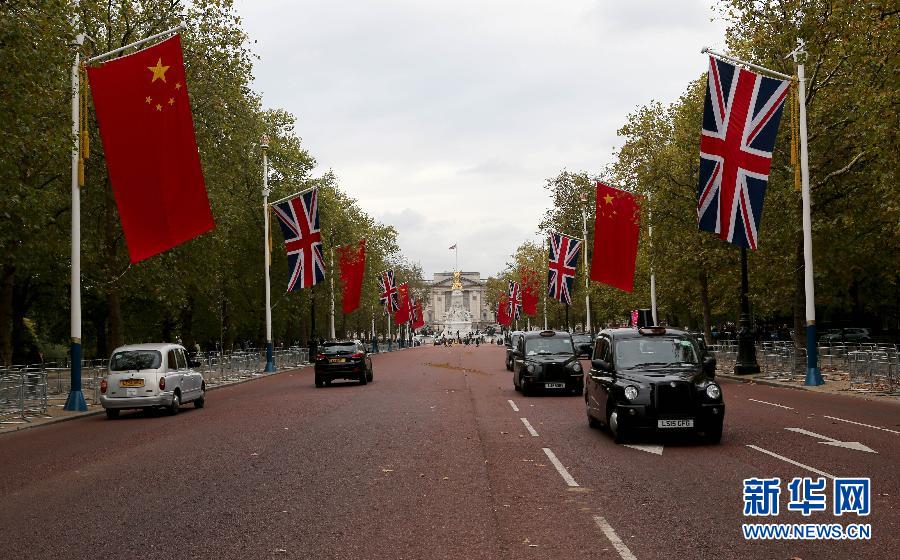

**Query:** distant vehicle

left=819, top=328, right=872, bottom=344
left=586, top=327, right=723, bottom=443
left=315, top=340, right=373, bottom=387
left=505, top=331, right=525, bottom=371
left=512, top=330, right=582, bottom=395
left=688, top=332, right=711, bottom=363
left=100, top=343, right=205, bottom=419
left=571, top=332, right=594, bottom=357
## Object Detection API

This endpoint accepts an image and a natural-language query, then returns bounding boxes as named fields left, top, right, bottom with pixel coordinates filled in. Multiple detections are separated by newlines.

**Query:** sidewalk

left=716, top=370, right=900, bottom=405
left=0, top=364, right=311, bottom=436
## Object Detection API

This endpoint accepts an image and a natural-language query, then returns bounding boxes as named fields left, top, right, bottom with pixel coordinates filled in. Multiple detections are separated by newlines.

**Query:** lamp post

left=734, top=247, right=760, bottom=374
left=262, top=134, right=276, bottom=373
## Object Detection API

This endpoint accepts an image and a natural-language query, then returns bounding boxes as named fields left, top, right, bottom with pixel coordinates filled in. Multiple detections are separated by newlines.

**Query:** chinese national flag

left=590, top=181, right=641, bottom=292
left=338, top=239, right=366, bottom=314
left=520, top=267, right=538, bottom=316
left=394, top=283, right=411, bottom=325
left=86, top=35, right=214, bottom=263
left=497, top=295, right=512, bottom=326
left=412, top=301, right=425, bottom=330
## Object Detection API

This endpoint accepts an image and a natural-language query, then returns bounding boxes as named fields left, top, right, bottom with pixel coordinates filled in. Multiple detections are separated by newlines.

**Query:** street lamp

left=261, top=134, right=276, bottom=373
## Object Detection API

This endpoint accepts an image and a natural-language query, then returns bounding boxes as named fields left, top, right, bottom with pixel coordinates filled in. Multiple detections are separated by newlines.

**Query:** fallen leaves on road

left=382, top=469, right=394, bottom=473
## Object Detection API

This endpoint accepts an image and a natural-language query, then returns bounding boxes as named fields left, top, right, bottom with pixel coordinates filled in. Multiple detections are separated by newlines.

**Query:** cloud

left=235, top=0, right=728, bottom=278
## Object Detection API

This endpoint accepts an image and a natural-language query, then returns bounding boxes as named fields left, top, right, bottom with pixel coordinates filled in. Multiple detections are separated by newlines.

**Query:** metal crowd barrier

left=0, top=369, right=49, bottom=423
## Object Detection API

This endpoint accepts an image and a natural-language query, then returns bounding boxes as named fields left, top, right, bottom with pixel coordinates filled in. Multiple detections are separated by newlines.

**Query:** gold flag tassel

left=790, top=75, right=800, bottom=192
left=78, top=64, right=90, bottom=187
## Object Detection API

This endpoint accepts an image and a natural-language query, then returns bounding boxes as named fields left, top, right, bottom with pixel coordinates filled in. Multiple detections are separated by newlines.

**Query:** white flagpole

left=649, top=204, right=658, bottom=326
left=262, top=135, right=275, bottom=373
left=792, top=40, right=823, bottom=386
left=580, top=193, right=592, bottom=333
left=64, top=32, right=87, bottom=411
left=329, top=248, right=336, bottom=339
left=542, top=237, right=548, bottom=330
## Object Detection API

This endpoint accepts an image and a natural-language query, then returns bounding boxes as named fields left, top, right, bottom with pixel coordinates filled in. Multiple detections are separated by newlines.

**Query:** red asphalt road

left=1, top=345, right=897, bottom=559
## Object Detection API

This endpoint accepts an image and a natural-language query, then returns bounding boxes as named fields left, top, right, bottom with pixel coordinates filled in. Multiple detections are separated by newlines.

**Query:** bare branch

left=813, top=151, right=867, bottom=190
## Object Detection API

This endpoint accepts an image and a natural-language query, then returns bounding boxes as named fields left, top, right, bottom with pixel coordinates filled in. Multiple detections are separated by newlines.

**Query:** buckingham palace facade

left=424, top=272, right=494, bottom=330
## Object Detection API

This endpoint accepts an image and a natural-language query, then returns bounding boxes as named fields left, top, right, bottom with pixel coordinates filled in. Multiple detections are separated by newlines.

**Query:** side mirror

left=703, top=356, right=717, bottom=376
left=591, top=359, right=611, bottom=372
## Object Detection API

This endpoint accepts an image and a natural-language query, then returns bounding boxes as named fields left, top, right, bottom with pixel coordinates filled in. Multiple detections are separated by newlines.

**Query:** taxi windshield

left=109, top=350, right=162, bottom=371
left=525, top=337, right=574, bottom=356
left=614, top=337, right=699, bottom=369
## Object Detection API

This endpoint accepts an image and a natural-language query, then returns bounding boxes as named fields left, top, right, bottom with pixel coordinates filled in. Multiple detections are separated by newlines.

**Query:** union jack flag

left=378, top=269, right=400, bottom=314
left=507, top=280, right=522, bottom=320
left=409, top=293, right=419, bottom=325
left=697, top=56, right=789, bottom=250
left=547, top=232, right=582, bottom=304
left=272, top=188, right=325, bottom=291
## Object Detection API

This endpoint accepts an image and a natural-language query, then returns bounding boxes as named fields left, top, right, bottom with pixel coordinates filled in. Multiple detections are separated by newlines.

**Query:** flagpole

left=261, top=135, right=276, bottom=373
left=580, top=193, right=592, bottom=334
left=269, top=185, right=318, bottom=207
left=648, top=205, right=658, bottom=326
left=85, top=22, right=187, bottom=64
left=542, top=237, right=548, bottom=330
left=64, top=32, right=87, bottom=411
left=329, top=248, right=336, bottom=339
left=792, top=40, right=823, bottom=386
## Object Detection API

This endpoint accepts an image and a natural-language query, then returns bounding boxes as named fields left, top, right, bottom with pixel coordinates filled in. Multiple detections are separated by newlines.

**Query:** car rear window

left=109, top=350, right=162, bottom=371
left=322, top=343, right=357, bottom=355
left=572, top=335, right=591, bottom=344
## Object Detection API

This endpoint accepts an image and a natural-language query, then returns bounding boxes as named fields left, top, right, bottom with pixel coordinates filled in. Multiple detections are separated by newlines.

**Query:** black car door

left=588, top=336, right=613, bottom=416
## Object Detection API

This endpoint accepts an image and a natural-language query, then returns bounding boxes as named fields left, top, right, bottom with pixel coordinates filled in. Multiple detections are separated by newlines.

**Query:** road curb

left=716, top=372, right=900, bottom=404
left=0, top=365, right=310, bottom=437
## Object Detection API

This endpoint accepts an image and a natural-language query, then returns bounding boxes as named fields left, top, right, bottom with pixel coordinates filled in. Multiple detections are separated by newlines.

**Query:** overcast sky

left=234, top=0, right=729, bottom=278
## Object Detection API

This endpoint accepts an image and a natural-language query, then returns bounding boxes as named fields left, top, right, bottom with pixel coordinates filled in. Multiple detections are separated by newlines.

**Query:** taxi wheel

left=704, top=425, right=723, bottom=444
left=194, top=386, right=205, bottom=408
left=359, top=370, right=368, bottom=385
left=520, top=378, right=531, bottom=397
left=315, top=375, right=324, bottom=388
left=587, top=412, right=602, bottom=429
left=366, top=369, right=373, bottom=383
left=167, top=392, right=180, bottom=416
left=105, top=408, right=119, bottom=420
left=608, top=407, right=628, bottom=443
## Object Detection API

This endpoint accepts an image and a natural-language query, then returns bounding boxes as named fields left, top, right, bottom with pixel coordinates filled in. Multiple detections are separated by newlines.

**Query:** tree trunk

left=180, top=294, right=195, bottom=350
left=0, top=265, right=14, bottom=366
left=107, top=289, right=124, bottom=351
left=698, top=268, right=713, bottom=345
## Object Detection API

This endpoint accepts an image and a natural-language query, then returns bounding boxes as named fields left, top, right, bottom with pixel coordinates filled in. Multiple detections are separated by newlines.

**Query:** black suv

left=585, top=327, right=723, bottom=443
left=512, top=330, right=583, bottom=395
left=504, top=331, right=525, bottom=371
left=314, top=340, right=373, bottom=387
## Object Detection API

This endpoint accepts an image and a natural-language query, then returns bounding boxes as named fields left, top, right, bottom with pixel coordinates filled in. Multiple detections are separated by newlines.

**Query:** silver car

left=100, top=343, right=206, bottom=419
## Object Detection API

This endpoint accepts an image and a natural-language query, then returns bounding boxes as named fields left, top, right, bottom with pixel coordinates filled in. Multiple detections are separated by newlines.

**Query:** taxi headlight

left=624, top=385, right=639, bottom=401
left=572, top=362, right=582, bottom=373
left=705, top=383, right=721, bottom=400
left=527, top=364, right=536, bottom=373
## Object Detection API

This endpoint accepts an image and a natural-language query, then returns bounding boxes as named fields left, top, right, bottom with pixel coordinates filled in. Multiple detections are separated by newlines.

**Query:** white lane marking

left=748, top=398, right=794, bottom=410
left=542, top=448, right=579, bottom=487
left=785, top=427, right=877, bottom=453
left=520, top=417, right=539, bottom=437
left=593, top=516, right=638, bottom=560
left=823, top=415, right=900, bottom=435
left=623, top=444, right=664, bottom=455
left=507, top=399, right=519, bottom=412
left=746, top=444, right=836, bottom=479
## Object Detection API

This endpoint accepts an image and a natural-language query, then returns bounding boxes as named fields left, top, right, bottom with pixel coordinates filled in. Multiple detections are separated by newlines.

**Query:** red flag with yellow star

left=590, top=181, right=641, bottom=292
left=86, top=35, right=214, bottom=263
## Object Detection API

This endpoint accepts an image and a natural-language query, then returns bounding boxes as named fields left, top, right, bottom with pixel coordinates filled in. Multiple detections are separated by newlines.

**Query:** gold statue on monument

left=452, top=270, right=463, bottom=290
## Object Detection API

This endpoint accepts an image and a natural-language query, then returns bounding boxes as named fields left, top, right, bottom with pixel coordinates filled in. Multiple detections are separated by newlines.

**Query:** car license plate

left=126, top=388, right=138, bottom=397
left=658, top=418, right=694, bottom=428
left=545, top=382, right=565, bottom=389
left=329, top=358, right=346, bottom=363
left=120, top=379, right=144, bottom=387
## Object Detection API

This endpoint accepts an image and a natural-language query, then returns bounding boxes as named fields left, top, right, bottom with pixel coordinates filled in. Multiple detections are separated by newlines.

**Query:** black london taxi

left=585, top=327, right=723, bottom=443
left=314, top=340, right=373, bottom=387
left=512, top=330, right=583, bottom=395
left=504, top=331, right=525, bottom=371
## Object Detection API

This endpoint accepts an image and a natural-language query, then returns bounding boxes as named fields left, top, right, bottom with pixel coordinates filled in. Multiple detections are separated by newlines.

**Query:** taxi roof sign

left=638, top=327, right=667, bottom=336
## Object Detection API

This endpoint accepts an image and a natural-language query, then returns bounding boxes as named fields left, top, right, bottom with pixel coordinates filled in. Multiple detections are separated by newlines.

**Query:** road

left=1, top=344, right=897, bottom=559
